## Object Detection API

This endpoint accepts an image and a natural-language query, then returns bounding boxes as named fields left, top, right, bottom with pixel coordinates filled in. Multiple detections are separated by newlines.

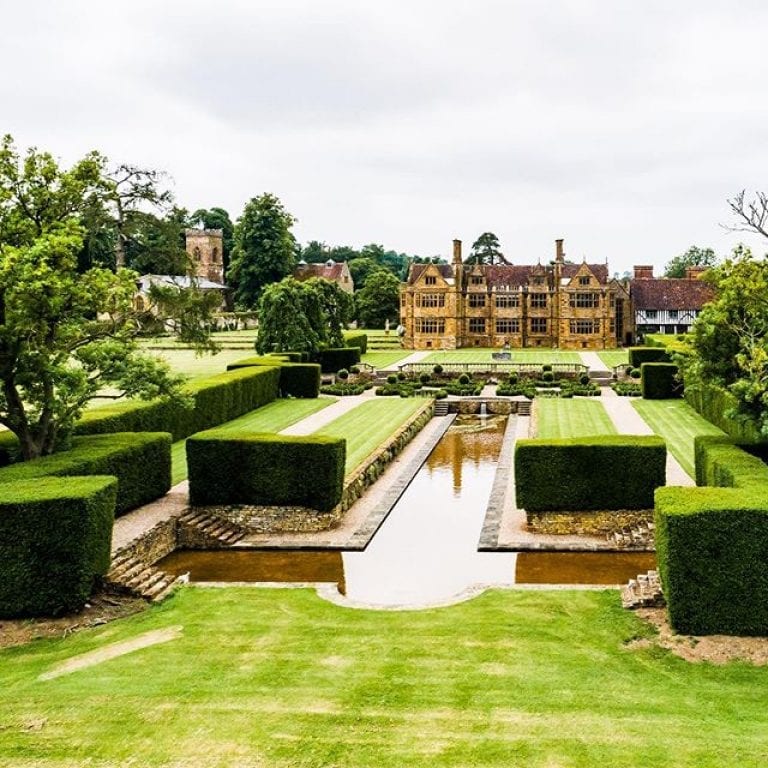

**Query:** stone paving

left=394, top=350, right=432, bottom=367
left=579, top=351, right=609, bottom=371
left=279, top=390, right=374, bottom=436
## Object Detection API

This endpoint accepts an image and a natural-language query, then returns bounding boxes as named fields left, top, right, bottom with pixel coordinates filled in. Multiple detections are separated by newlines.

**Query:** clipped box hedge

left=628, top=347, right=671, bottom=367
left=342, top=332, right=368, bottom=354
left=515, top=435, right=666, bottom=512
left=315, top=347, right=361, bottom=373
left=227, top=356, right=320, bottom=398
left=0, top=432, right=171, bottom=516
left=685, top=382, right=762, bottom=443
left=76, top=366, right=280, bottom=441
left=0, top=476, right=117, bottom=617
left=641, top=362, right=681, bottom=399
left=656, top=435, right=768, bottom=634
left=187, top=430, right=345, bottom=513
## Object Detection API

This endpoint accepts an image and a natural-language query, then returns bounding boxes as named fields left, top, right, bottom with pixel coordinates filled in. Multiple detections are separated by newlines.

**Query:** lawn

left=316, top=397, right=426, bottom=473
left=361, top=351, right=411, bottom=369
left=149, top=348, right=256, bottom=379
left=2, top=587, right=768, bottom=767
left=170, top=398, right=335, bottom=485
left=631, top=399, right=725, bottom=478
left=598, top=350, right=629, bottom=368
left=423, top=349, right=583, bottom=364
left=535, top=398, right=618, bottom=438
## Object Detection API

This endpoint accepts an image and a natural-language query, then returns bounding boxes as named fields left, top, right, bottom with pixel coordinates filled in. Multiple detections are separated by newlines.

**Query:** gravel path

left=279, top=391, right=375, bottom=436
left=579, top=351, right=608, bottom=371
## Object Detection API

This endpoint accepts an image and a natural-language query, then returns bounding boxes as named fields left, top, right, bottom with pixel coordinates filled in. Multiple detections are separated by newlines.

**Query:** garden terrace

left=399, top=362, right=588, bottom=377
left=535, top=398, right=617, bottom=439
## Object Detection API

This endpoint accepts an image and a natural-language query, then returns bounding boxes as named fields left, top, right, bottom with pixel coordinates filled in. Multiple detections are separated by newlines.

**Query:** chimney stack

left=452, top=239, right=462, bottom=264
left=555, top=238, right=565, bottom=263
left=633, top=265, right=654, bottom=279
left=685, top=265, right=707, bottom=280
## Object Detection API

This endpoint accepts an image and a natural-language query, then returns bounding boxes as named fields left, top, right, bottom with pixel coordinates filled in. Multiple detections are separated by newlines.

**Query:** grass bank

left=2, top=587, right=768, bottom=767
left=536, top=398, right=618, bottom=438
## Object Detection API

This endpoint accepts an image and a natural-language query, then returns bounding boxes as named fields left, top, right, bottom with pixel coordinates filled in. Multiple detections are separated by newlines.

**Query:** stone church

left=400, top=239, right=633, bottom=350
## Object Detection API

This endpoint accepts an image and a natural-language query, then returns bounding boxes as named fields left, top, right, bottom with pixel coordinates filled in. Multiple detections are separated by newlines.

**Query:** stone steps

left=609, top=520, right=655, bottom=549
left=622, top=570, right=664, bottom=609
left=516, top=400, right=532, bottom=416
left=178, top=509, right=247, bottom=547
left=433, top=401, right=450, bottom=416
left=105, top=554, right=181, bottom=604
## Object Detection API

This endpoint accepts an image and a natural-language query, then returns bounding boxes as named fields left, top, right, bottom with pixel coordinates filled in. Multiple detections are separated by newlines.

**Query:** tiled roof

left=631, top=278, right=715, bottom=310
left=406, top=262, right=610, bottom=287
left=562, top=263, right=610, bottom=284
left=408, top=264, right=455, bottom=282
left=293, top=263, right=348, bottom=282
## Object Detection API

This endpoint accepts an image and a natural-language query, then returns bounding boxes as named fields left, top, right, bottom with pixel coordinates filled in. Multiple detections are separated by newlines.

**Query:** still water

left=160, top=416, right=655, bottom=606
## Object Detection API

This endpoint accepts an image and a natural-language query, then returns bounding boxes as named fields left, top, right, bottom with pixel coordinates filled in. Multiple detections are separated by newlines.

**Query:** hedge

left=684, top=381, right=762, bottom=443
left=0, top=432, right=171, bottom=516
left=315, top=347, right=361, bottom=373
left=76, top=366, right=280, bottom=441
left=641, top=362, right=681, bottom=399
left=628, top=347, right=671, bottom=367
left=187, top=430, right=345, bottom=513
left=227, top=356, right=320, bottom=398
left=655, top=436, right=768, bottom=634
left=342, top=332, right=368, bottom=355
left=515, top=436, right=666, bottom=512
left=0, top=476, right=117, bottom=617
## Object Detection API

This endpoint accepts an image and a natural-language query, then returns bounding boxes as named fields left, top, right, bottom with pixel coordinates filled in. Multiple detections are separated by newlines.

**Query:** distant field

left=535, top=398, right=617, bottom=439
left=423, top=349, right=583, bottom=364
left=632, top=399, right=724, bottom=478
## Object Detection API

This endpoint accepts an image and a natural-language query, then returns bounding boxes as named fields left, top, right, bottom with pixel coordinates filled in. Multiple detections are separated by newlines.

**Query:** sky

left=3, top=0, right=768, bottom=275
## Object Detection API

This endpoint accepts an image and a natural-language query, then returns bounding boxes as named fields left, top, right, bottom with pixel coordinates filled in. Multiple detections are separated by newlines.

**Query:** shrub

left=0, top=476, right=117, bottom=617
left=397, top=372, right=407, bottom=381
left=685, top=382, right=762, bottom=443
left=320, top=383, right=366, bottom=396
left=387, top=374, right=398, bottom=385
left=0, top=432, right=171, bottom=516
left=78, top=366, right=280, bottom=440
left=508, top=372, right=518, bottom=384
left=542, top=371, right=555, bottom=383
left=458, top=373, right=470, bottom=385
left=337, top=368, right=349, bottom=381
left=433, top=364, right=443, bottom=375
left=315, top=347, right=361, bottom=373
left=542, top=364, right=553, bottom=372
left=227, top=356, right=320, bottom=399
left=628, top=347, right=671, bottom=367
left=350, top=365, right=360, bottom=375
left=187, top=431, right=345, bottom=512
left=625, top=366, right=633, bottom=377
left=629, top=368, right=641, bottom=379
left=515, top=436, right=666, bottom=512
left=579, top=373, right=590, bottom=386
left=419, top=372, right=431, bottom=385
left=641, top=362, right=681, bottom=399
left=343, top=332, right=368, bottom=355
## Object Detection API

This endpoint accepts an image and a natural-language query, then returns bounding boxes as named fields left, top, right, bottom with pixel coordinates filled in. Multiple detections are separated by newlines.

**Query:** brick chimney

left=633, top=265, right=654, bottom=279
left=555, top=238, right=565, bottom=263
left=685, top=265, right=707, bottom=279
left=452, top=239, right=462, bottom=264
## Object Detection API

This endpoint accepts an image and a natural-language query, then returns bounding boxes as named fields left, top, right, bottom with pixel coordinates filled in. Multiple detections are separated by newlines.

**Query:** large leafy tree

left=228, top=194, right=297, bottom=308
left=683, top=245, right=768, bottom=436
left=0, top=136, right=208, bottom=460
left=466, top=232, right=508, bottom=265
left=255, top=277, right=351, bottom=355
left=355, top=268, right=401, bottom=328
left=664, top=245, right=717, bottom=278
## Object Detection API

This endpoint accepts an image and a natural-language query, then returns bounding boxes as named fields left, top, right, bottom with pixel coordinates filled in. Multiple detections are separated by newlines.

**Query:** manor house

left=400, top=239, right=633, bottom=350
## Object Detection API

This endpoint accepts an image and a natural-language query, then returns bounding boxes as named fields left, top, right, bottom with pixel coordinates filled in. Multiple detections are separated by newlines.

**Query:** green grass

left=632, top=399, right=725, bottom=478
left=170, top=398, right=335, bottom=485
left=316, top=397, right=425, bottom=473
left=423, top=349, right=582, bottom=364
left=536, top=398, right=618, bottom=438
left=3, top=587, right=768, bottom=766
left=361, top=351, right=411, bottom=368
left=149, top=348, right=258, bottom=379
left=598, top=350, right=629, bottom=368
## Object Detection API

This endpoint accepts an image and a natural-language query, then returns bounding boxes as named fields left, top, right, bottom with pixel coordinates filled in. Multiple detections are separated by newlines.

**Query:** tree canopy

left=664, top=245, right=717, bottom=278
left=0, top=136, right=209, bottom=459
left=355, top=268, right=401, bottom=328
left=228, top=194, right=297, bottom=308
left=466, top=232, right=508, bottom=265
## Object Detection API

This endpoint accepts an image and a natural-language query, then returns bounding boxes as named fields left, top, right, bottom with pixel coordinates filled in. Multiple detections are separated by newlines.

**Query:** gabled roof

left=631, top=278, right=715, bottom=310
left=408, top=263, right=455, bottom=282
left=561, top=263, right=610, bottom=284
left=137, top=274, right=228, bottom=291
left=293, top=262, right=349, bottom=282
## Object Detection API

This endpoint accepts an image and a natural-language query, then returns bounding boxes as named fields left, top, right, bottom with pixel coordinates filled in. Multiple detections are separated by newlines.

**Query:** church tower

left=185, top=227, right=225, bottom=284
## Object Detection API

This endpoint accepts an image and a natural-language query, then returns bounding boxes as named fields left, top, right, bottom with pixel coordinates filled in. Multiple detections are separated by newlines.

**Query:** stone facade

left=185, top=228, right=225, bottom=284
left=401, top=239, right=633, bottom=350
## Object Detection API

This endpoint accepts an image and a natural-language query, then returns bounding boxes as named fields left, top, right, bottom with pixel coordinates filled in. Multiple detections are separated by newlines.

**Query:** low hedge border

left=655, top=435, right=768, bottom=634
left=0, top=476, right=117, bottom=617
left=515, top=436, right=666, bottom=512
left=0, top=432, right=171, bottom=516
left=187, top=431, right=345, bottom=513
left=227, top=356, right=320, bottom=398
left=641, top=362, right=681, bottom=399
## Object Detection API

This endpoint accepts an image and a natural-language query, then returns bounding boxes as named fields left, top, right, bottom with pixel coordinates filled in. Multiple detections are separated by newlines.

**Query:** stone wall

left=114, top=518, right=178, bottom=565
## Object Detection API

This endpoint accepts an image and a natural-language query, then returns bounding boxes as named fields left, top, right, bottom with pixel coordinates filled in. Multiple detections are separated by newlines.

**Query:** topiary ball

left=542, top=371, right=554, bottom=383
left=579, top=374, right=590, bottom=385
left=433, top=364, right=443, bottom=375
left=419, top=372, right=431, bottom=385
left=337, top=368, right=349, bottom=381
left=387, top=374, right=398, bottom=384
left=630, top=368, right=641, bottom=379
left=458, top=373, right=470, bottom=385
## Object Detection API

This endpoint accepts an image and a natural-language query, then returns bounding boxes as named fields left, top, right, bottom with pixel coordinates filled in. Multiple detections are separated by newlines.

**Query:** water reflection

left=515, top=552, right=656, bottom=585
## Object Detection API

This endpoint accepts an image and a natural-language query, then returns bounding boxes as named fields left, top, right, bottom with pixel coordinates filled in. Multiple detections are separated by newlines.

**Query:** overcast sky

left=4, top=1, right=768, bottom=274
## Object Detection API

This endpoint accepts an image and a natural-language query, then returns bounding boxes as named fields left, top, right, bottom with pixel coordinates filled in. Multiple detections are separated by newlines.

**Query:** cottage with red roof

left=293, top=259, right=354, bottom=293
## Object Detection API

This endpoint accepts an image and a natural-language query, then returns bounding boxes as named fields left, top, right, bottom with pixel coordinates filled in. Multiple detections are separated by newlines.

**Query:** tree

left=191, top=206, right=234, bottom=275
left=725, top=190, right=768, bottom=240
left=466, top=232, right=508, bottom=265
left=306, top=277, right=354, bottom=348
left=664, top=245, right=717, bottom=278
left=0, top=136, right=209, bottom=460
left=300, top=240, right=329, bottom=263
left=347, top=256, right=379, bottom=290
left=355, top=268, right=401, bottom=328
left=682, top=245, right=768, bottom=436
left=228, top=193, right=297, bottom=308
